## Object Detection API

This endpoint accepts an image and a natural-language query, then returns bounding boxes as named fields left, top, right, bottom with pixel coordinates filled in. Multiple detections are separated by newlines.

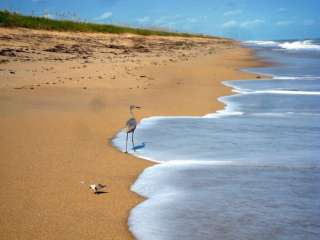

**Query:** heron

left=125, top=105, right=141, bottom=153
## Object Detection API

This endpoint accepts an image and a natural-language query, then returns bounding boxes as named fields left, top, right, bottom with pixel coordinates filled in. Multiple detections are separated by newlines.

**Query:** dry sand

left=0, top=27, right=266, bottom=239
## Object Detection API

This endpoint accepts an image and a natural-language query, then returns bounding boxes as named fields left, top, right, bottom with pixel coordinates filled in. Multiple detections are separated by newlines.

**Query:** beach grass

left=0, top=10, right=210, bottom=38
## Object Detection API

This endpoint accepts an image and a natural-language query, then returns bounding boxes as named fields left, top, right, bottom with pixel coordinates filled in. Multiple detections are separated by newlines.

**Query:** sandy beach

left=0, top=27, right=266, bottom=239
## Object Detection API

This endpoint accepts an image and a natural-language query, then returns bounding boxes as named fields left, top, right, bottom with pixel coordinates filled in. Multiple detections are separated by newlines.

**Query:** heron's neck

left=130, top=109, right=135, bottom=118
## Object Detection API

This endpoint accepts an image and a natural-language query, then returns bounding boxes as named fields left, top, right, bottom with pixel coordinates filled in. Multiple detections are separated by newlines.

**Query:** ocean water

left=113, top=39, right=320, bottom=240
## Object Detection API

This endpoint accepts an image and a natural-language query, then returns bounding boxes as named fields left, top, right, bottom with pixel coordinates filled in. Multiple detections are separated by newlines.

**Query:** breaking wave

left=245, top=39, right=320, bottom=51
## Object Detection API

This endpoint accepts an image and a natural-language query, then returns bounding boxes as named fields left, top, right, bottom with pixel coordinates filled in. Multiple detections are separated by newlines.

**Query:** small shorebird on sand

left=125, top=105, right=141, bottom=153
left=89, top=184, right=107, bottom=194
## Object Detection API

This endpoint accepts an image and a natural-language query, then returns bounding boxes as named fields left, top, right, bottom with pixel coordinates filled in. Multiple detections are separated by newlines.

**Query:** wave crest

left=245, top=40, right=320, bottom=51
left=245, top=40, right=278, bottom=46
left=279, top=40, right=320, bottom=50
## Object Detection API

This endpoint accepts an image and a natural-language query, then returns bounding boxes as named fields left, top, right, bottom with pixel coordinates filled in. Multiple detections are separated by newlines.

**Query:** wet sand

left=0, top=27, right=266, bottom=239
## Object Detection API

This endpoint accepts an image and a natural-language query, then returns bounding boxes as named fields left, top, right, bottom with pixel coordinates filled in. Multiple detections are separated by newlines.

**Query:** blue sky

left=1, top=0, right=319, bottom=40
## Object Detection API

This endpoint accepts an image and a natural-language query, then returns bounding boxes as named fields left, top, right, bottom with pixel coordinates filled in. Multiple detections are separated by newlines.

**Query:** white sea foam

left=234, top=89, right=320, bottom=95
left=121, top=39, right=320, bottom=240
left=245, top=40, right=279, bottom=46
left=141, top=160, right=235, bottom=168
left=273, top=76, right=320, bottom=80
left=129, top=152, right=162, bottom=163
left=245, top=40, right=320, bottom=51
left=203, top=110, right=244, bottom=118
left=250, top=112, right=320, bottom=117
left=274, top=76, right=299, bottom=80
left=279, top=40, right=320, bottom=50
left=140, top=116, right=199, bottom=124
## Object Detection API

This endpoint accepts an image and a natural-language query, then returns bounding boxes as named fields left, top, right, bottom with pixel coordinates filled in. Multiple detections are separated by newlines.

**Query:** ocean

left=113, top=39, right=320, bottom=240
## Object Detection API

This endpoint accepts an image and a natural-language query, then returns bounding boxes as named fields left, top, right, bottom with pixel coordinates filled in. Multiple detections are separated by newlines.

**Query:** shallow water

left=130, top=164, right=320, bottom=240
left=113, top=39, right=320, bottom=240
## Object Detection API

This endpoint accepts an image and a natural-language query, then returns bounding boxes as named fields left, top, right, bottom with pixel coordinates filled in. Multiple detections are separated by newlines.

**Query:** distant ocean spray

left=113, top=39, right=320, bottom=240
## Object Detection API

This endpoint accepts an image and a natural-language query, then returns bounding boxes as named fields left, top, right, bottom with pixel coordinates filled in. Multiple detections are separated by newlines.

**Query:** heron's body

left=125, top=105, right=140, bottom=152
left=126, top=117, right=137, bottom=133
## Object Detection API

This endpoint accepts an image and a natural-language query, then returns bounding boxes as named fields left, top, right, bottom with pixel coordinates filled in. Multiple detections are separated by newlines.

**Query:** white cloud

left=303, top=19, right=315, bottom=26
left=151, top=15, right=185, bottom=29
left=222, top=20, right=238, bottom=28
left=223, top=9, right=242, bottom=16
left=136, top=14, right=203, bottom=31
left=137, top=16, right=150, bottom=24
left=95, top=11, right=113, bottom=20
left=240, top=19, right=265, bottom=28
left=222, top=19, right=265, bottom=29
left=154, top=15, right=182, bottom=24
left=187, top=17, right=198, bottom=23
left=276, top=8, right=287, bottom=13
left=276, top=20, right=294, bottom=26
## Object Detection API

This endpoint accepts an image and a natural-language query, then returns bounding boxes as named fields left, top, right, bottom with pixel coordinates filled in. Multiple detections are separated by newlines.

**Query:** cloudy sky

left=1, top=0, right=319, bottom=40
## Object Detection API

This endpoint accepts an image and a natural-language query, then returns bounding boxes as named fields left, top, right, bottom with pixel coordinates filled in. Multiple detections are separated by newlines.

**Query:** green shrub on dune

left=0, top=10, right=211, bottom=38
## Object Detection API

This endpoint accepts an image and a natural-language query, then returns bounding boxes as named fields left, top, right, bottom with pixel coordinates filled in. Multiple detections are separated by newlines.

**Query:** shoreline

left=0, top=27, right=267, bottom=240
left=120, top=41, right=320, bottom=240
left=112, top=44, right=271, bottom=238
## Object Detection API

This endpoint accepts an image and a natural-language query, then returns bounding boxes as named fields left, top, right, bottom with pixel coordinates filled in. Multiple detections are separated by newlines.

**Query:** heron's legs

left=125, top=132, right=129, bottom=153
left=132, top=131, right=135, bottom=151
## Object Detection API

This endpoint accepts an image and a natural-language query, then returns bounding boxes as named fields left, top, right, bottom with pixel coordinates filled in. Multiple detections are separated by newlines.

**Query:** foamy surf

left=113, top=78, right=320, bottom=164
left=245, top=40, right=279, bottom=46
left=245, top=39, right=320, bottom=51
left=273, top=76, right=320, bottom=80
left=279, top=40, right=320, bottom=50
left=233, top=89, right=320, bottom=95
left=112, top=39, right=320, bottom=240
